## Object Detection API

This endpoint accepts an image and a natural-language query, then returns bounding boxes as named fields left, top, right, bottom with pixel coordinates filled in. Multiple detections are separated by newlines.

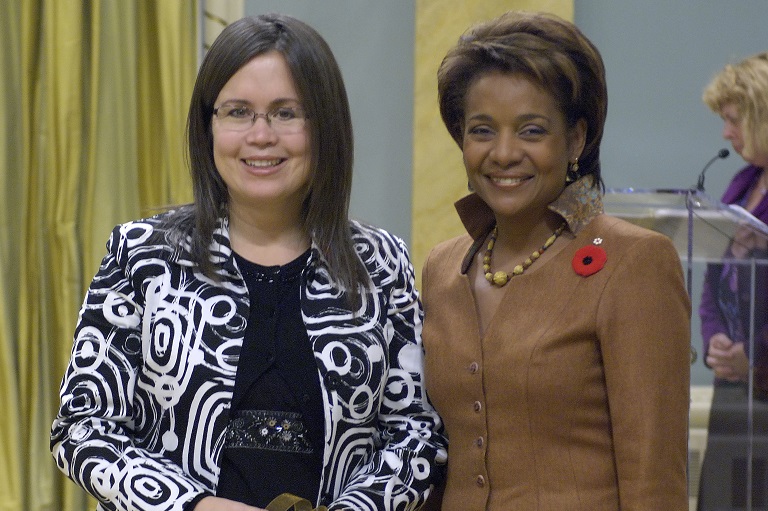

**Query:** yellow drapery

left=0, top=1, right=196, bottom=510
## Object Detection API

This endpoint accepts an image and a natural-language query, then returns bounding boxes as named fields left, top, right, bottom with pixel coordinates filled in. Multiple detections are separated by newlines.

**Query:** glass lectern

left=604, top=188, right=768, bottom=511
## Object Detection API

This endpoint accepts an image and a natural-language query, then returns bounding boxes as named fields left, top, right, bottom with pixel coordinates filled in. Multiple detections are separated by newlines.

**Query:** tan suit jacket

left=422, top=214, right=691, bottom=511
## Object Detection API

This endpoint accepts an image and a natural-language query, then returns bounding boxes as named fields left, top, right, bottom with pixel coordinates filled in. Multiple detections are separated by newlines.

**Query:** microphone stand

left=696, top=148, right=730, bottom=192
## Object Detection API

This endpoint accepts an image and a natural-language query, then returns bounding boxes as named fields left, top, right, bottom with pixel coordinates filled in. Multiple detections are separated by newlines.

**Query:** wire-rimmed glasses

left=213, top=103, right=307, bottom=133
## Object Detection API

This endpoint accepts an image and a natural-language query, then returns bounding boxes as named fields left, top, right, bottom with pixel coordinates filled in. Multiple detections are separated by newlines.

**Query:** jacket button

left=473, top=401, right=482, bottom=412
left=325, top=372, right=342, bottom=390
left=469, top=362, right=479, bottom=373
left=475, top=436, right=484, bottom=448
left=476, top=475, right=485, bottom=487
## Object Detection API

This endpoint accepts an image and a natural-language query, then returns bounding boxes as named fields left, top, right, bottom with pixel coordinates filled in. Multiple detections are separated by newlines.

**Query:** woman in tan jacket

left=421, top=11, right=691, bottom=510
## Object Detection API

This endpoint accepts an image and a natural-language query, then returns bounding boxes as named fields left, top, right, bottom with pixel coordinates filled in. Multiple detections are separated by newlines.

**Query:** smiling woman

left=461, top=72, right=585, bottom=253
left=420, top=10, right=691, bottom=511
left=211, top=51, right=312, bottom=247
left=50, top=13, right=446, bottom=511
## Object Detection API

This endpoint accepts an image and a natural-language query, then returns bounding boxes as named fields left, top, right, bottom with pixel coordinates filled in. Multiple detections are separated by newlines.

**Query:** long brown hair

left=168, top=13, right=368, bottom=296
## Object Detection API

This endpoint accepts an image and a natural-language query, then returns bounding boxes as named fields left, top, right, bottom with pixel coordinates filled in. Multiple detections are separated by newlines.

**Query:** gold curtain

left=0, top=1, right=197, bottom=510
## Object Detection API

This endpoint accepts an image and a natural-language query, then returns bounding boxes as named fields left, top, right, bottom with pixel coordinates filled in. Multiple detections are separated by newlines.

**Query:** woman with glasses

left=50, top=14, right=446, bottom=511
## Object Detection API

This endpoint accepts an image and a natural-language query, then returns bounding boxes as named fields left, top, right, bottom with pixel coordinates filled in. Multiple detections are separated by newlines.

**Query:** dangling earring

left=566, top=158, right=580, bottom=184
left=468, top=180, right=474, bottom=192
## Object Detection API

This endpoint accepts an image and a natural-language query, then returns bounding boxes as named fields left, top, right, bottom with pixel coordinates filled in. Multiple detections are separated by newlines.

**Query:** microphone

left=696, top=148, right=730, bottom=191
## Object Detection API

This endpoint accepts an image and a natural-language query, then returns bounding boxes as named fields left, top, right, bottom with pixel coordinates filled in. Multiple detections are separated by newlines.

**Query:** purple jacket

left=699, top=164, right=768, bottom=364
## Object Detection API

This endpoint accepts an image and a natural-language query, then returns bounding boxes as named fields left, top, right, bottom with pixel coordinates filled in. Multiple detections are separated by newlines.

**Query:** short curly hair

left=703, top=51, right=768, bottom=161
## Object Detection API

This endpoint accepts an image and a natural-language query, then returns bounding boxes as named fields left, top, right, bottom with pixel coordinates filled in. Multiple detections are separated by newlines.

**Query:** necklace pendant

left=492, top=271, right=510, bottom=286
left=483, top=222, right=567, bottom=288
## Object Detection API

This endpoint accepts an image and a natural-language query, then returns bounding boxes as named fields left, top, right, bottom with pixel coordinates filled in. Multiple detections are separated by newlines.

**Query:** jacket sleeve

left=597, top=232, right=691, bottom=510
left=329, top=235, right=448, bottom=511
left=50, top=225, right=209, bottom=511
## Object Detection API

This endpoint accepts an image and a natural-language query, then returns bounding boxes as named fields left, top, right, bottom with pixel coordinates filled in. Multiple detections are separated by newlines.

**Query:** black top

left=215, top=249, right=324, bottom=508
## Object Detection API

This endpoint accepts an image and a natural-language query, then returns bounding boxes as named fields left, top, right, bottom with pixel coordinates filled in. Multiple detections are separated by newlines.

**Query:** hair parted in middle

left=175, top=13, right=368, bottom=294
left=437, top=10, right=607, bottom=190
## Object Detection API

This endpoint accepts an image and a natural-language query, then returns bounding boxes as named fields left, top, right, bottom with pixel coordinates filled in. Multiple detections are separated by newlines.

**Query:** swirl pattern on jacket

left=51, top=213, right=447, bottom=511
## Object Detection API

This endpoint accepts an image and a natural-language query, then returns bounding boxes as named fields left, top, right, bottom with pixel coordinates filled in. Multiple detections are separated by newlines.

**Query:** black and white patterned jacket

left=51, top=213, right=447, bottom=511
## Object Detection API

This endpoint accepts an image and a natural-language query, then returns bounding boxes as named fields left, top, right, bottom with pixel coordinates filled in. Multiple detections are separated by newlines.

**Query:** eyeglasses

left=212, top=104, right=307, bottom=133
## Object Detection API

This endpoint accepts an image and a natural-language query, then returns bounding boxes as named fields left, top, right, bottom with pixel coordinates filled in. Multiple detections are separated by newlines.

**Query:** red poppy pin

left=572, top=238, right=607, bottom=277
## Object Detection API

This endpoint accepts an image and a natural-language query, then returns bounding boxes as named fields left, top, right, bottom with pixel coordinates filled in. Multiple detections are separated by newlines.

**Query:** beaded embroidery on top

left=225, top=410, right=314, bottom=454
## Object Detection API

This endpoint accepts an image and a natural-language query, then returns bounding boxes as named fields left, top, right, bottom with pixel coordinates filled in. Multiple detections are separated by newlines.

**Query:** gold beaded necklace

left=483, top=222, right=567, bottom=287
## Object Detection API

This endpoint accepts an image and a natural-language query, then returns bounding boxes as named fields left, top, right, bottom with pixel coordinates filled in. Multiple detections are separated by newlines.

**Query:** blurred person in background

left=697, top=51, right=768, bottom=510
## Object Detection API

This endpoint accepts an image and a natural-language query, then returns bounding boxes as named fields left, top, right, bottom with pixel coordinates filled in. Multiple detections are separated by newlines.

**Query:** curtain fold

left=0, top=1, right=197, bottom=510
left=0, top=0, right=23, bottom=508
